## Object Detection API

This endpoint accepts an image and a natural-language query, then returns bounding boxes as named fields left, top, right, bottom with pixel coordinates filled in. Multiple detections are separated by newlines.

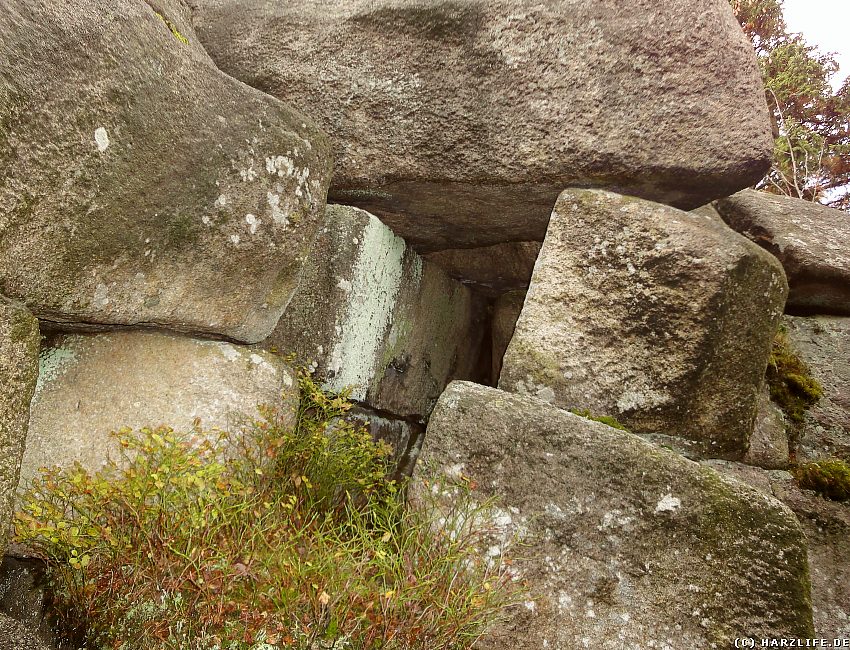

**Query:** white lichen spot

left=245, top=213, right=259, bottom=234
left=36, top=344, right=79, bottom=395
left=219, top=345, right=240, bottom=362
left=524, top=601, right=536, bottom=612
left=337, top=278, right=352, bottom=293
left=93, top=283, right=110, bottom=308
left=94, top=127, right=110, bottom=152
left=202, top=216, right=212, bottom=226
left=240, top=167, right=258, bottom=182
left=249, top=354, right=264, bottom=365
left=230, top=234, right=240, bottom=245
left=654, top=494, right=681, bottom=514
left=214, top=194, right=227, bottom=208
left=266, top=192, right=289, bottom=226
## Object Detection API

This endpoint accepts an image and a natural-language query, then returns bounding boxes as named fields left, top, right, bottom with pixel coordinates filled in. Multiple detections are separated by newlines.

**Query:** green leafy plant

left=15, top=371, right=516, bottom=649
left=793, top=459, right=850, bottom=502
left=765, top=329, right=823, bottom=424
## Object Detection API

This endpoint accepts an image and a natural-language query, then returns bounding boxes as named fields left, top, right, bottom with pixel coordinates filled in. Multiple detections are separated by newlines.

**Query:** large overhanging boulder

left=0, top=0, right=332, bottom=343
left=191, top=0, right=772, bottom=251
left=499, top=189, right=788, bottom=456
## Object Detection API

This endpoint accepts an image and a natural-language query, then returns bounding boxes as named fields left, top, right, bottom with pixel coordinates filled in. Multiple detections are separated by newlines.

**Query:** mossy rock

left=794, top=459, right=850, bottom=502
left=766, top=330, right=823, bottom=423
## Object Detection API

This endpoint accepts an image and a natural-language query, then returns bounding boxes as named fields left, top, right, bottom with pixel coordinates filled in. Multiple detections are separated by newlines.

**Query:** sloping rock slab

left=715, top=190, right=850, bottom=315
left=784, top=316, right=850, bottom=463
left=267, top=205, right=486, bottom=419
left=499, top=189, right=788, bottom=456
left=0, top=0, right=332, bottom=342
left=191, top=0, right=771, bottom=251
left=417, top=382, right=813, bottom=647
left=19, top=331, right=298, bottom=486
left=0, top=300, right=39, bottom=554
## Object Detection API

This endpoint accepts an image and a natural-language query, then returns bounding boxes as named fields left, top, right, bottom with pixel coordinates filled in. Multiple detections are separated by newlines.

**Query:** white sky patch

left=783, top=0, right=849, bottom=90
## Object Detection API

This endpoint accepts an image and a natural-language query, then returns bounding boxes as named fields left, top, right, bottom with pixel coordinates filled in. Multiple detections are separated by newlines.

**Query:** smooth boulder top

left=0, top=0, right=332, bottom=343
left=19, top=330, right=298, bottom=486
left=715, top=190, right=850, bottom=316
left=417, top=381, right=813, bottom=647
left=191, top=0, right=772, bottom=251
left=499, top=188, right=788, bottom=456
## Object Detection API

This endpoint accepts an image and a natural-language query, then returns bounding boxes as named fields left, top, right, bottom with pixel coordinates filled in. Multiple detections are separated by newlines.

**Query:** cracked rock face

left=190, top=0, right=772, bottom=251
left=416, top=382, right=813, bottom=649
left=0, top=0, right=332, bottom=343
left=499, top=189, right=788, bottom=456
left=19, top=330, right=298, bottom=486
left=0, top=299, right=39, bottom=555
left=715, top=190, right=850, bottom=316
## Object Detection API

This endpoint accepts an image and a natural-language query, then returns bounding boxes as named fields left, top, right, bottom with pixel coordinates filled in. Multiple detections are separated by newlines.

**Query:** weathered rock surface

left=417, top=382, right=813, bottom=647
left=0, top=300, right=39, bottom=554
left=19, top=331, right=298, bottom=486
left=784, top=316, right=850, bottom=463
left=499, top=189, right=788, bottom=456
left=267, top=205, right=486, bottom=419
left=424, top=242, right=540, bottom=296
left=743, top=386, right=790, bottom=469
left=490, top=290, right=525, bottom=385
left=715, top=190, right=850, bottom=315
left=0, top=612, right=50, bottom=650
left=703, top=460, right=850, bottom=638
left=0, top=0, right=332, bottom=343
left=191, top=0, right=772, bottom=251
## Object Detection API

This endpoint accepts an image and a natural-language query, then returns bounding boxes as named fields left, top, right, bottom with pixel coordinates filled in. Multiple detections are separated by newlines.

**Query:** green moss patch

left=793, top=459, right=850, bottom=502
left=766, top=329, right=823, bottom=423
left=569, top=408, right=629, bottom=431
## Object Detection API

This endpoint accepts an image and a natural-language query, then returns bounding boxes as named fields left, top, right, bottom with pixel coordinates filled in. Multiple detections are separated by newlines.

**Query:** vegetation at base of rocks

left=730, top=0, right=850, bottom=209
left=154, top=12, right=189, bottom=45
left=569, top=409, right=629, bottom=431
left=14, top=371, right=516, bottom=650
left=766, top=329, right=823, bottom=423
left=793, top=459, right=850, bottom=501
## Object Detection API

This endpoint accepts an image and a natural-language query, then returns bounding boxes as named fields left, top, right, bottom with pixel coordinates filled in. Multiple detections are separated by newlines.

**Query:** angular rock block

left=19, top=331, right=298, bottom=485
left=424, top=242, right=541, bottom=297
left=268, top=205, right=486, bottom=419
left=417, top=382, right=813, bottom=647
left=499, top=189, right=788, bottom=456
left=743, top=387, right=790, bottom=470
left=0, top=0, right=332, bottom=342
left=716, top=190, right=850, bottom=316
left=784, top=316, right=850, bottom=463
left=490, top=289, right=525, bottom=385
left=192, top=0, right=772, bottom=250
left=0, top=299, right=39, bottom=554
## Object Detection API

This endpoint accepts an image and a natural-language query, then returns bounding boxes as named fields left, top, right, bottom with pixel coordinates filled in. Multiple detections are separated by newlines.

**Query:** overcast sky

left=782, top=0, right=849, bottom=90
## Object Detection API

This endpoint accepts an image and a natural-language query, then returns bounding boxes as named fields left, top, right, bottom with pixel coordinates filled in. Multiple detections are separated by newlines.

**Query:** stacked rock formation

left=2, top=0, right=848, bottom=645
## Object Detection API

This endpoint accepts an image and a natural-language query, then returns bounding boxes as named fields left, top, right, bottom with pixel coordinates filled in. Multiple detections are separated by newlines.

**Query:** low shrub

left=15, top=371, right=516, bottom=649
